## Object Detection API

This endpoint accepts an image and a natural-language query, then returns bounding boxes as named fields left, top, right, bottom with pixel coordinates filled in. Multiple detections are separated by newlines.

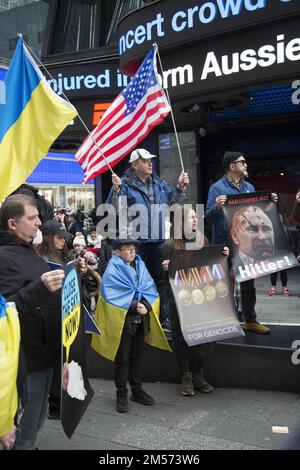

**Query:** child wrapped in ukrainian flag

left=92, top=238, right=172, bottom=413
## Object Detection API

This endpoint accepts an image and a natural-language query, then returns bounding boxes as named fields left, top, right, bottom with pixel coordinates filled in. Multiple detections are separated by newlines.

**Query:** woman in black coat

left=162, top=206, right=229, bottom=397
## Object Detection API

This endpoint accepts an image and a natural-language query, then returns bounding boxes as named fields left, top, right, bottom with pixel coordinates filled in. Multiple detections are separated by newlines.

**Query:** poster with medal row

left=169, top=246, right=244, bottom=346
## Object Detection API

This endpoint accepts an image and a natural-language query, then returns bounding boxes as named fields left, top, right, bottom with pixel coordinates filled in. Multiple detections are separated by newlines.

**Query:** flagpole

left=154, top=43, right=185, bottom=173
left=19, top=34, right=115, bottom=176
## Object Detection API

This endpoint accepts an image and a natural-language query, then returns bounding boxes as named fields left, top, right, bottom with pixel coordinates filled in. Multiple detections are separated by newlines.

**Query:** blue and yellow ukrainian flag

left=0, top=296, right=20, bottom=437
left=0, top=37, right=77, bottom=201
left=92, top=255, right=172, bottom=362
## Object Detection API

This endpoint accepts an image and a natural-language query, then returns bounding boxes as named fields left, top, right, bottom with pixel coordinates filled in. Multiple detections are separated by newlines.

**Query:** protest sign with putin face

left=223, top=191, right=298, bottom=282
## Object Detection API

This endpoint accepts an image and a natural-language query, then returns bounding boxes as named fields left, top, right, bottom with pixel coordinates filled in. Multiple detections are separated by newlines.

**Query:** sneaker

left=268, top=287, right=276, bottom=296
left=193, top=373, right=214, bottom=393
left=181, top=372, right=195, bottom=396
left=283, top=287, right=291, bottom=297
left=116, top=394, right=129, bottom=413
left=130, top=388, right=155, bottom=406
left=241, top=322, right=270, bottom=335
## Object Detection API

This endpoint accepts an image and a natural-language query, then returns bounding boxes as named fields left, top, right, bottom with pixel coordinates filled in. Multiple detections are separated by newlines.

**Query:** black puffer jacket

left=0, top=232, right=61, bottom=372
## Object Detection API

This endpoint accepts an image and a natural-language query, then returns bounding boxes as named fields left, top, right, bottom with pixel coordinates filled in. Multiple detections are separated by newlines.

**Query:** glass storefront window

left=50, top=0, right=146, bottom=53
left=105, top=0, right=145, bottom=45
left=159, top=131, right=198, bottom=205
left=50, top=0, right=99, bottom=53
left=37, top=185, right=95, bottom=213
left=38, top=186, right=59, bottom=208
left=0, top=0, right=49, bottom=61
left=65, top=186, right=95, bottom=212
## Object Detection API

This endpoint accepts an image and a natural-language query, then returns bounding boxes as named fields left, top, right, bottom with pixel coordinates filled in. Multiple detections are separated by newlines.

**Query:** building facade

left=40, top=0, right=300, bottom=219
left=1, top=1, right=300, bottom=219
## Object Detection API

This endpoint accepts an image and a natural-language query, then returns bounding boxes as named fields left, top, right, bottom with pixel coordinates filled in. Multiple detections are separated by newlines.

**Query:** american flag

left=76, top=47, right=171, bottom=184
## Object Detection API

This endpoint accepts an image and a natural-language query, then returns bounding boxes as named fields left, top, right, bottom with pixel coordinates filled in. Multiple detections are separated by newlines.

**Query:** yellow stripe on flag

left=145, top=297, right=172, bottom=352
left=0, top=80, right=76, bottom=201
left=92, top=296, right=127, bottom=362
left=0, top=305, right=20, bottom=436
left=91, top=296, right=172, bottom=363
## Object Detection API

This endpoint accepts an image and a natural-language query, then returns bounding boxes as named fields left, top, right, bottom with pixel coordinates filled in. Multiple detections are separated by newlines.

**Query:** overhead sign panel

left=118, top=0, right=300, bottom=74
left=152, top=18, right=300, bottom=98
left=46, top=61, right=129, bottom=98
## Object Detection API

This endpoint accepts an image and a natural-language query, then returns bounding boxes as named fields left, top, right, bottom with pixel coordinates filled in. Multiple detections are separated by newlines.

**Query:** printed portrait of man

left=230, top=205, right=275, bottom=266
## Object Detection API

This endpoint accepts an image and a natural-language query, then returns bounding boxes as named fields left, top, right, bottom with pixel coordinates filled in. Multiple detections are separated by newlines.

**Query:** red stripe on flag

left=75, top=47, right=170, bottom=182
left=82, top=91, right=167, bottom=167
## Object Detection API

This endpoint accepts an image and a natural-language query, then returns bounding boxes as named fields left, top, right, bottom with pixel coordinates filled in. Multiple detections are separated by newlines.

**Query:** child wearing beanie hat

left=73, top=233, right=86, bottom=254
left=72, top=232, right=98, bottom=269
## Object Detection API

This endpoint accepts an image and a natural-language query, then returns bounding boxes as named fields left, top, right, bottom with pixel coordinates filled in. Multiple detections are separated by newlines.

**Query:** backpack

left=12, top=184, right=54, bottom=224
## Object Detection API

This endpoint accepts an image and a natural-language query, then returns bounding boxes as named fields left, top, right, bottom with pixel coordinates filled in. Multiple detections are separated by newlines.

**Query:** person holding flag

left=108, top=149, right=189, bottom=331
left=91, top=237, right=172, bottom=414
left=76, top=44, right=189, bottom=330
left=75, top=45, right=171, bottom=182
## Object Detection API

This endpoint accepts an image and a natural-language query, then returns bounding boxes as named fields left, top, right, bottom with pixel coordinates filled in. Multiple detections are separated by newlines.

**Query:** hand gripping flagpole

left=154, top=43, right=185, bottom=174
left=18, top=34, right=115, bottom=177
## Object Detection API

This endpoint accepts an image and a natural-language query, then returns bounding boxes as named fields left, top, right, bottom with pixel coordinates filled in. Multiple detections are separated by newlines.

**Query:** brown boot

left=181, top=372, right=195, bottom=396
left=242, top=322, right=270, bottom=334
left=193, top=373, right=214, bottom=393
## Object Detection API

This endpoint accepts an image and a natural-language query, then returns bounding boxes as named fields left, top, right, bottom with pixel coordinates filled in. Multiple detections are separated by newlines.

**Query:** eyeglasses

left=232, top=159, right=247, bottom=166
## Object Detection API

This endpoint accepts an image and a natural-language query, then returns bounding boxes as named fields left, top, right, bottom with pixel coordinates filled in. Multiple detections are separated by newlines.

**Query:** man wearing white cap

left=107, top=148, right=189, bottom=329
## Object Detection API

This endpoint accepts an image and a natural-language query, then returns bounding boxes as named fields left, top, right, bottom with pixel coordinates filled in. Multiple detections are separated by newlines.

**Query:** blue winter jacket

left=107, top=169, right=185, bottom=243
left=205, top=175, right=255, bottom=245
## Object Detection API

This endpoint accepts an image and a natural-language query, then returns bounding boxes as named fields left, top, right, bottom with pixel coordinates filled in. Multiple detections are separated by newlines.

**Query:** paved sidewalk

left=37, top=379, right=300, bottom=450
left=246, top=266, right=300, bottom=324
left=36, top=268, right=300, bottom=451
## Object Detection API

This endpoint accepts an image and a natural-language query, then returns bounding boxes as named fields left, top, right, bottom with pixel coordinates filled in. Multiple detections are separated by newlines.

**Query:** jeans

left=14, top=368, right=53, bottom=450
left=48, top=365, right=61, bottom=416
left=138, top=242, right=169, bottom=324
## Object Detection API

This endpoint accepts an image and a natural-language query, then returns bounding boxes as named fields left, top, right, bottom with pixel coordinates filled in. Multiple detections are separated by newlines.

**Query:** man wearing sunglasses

left=205, top=151, right=278, bottom=335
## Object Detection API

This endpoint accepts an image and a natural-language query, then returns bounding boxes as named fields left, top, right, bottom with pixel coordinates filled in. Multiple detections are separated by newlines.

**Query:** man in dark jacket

left=107, top=148, right=189, bottom=329
left=0, top=194, right=65, bottom=450
left=205, top=151, right=278, bottom=335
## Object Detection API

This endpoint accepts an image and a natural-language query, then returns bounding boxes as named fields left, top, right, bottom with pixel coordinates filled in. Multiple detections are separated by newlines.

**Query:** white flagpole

left=154, top=43, right=185, bottom=173
left=19, top=34, right=114, bottom=176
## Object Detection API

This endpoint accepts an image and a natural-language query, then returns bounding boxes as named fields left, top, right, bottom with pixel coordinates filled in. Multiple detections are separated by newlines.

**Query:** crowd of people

left=0, top=148, right=299, bottom=449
